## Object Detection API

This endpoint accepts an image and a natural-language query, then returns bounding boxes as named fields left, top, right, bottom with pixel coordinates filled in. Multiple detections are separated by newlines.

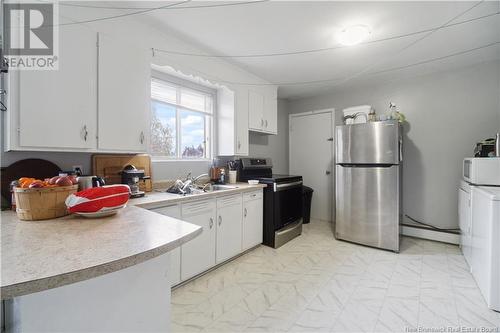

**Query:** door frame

left=289, top=108, right=336, bottom=222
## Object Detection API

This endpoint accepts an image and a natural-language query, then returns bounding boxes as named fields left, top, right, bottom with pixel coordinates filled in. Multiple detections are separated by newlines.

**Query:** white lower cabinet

left=180, top=199, right=217, bottom=281
left=216, top=194, right=243, bottom=263
left=150, top=190, right=263, bottom=286
left=150, top=204, right=182, bottom=286
left=242, top=191, right=264, bottom=250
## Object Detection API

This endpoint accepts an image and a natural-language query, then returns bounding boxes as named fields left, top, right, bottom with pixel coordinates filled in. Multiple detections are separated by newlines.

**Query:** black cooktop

left=253, top=174, right=302, bottom=184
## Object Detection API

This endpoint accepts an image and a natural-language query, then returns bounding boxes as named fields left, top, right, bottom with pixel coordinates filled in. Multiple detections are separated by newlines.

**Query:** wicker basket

left=14, top=185, right=78, bottom=221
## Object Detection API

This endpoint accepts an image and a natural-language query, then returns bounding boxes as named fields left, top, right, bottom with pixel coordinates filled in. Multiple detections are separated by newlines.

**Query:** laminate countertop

left=0, top=183, right=266, bottom=300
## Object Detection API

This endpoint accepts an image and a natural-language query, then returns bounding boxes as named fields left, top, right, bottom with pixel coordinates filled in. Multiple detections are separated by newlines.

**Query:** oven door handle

left=274, top=181, right=303, bottom=192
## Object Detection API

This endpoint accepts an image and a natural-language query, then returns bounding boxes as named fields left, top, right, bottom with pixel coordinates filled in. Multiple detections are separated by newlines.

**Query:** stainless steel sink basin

left=207, top=185, right=238, bottom=191
left=157, top=184, right=238, bottom=196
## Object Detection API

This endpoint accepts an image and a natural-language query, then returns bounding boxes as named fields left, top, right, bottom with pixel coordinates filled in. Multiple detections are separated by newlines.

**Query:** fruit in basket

left=55, top=176, right=73, bottom=187
left=68, top=175, right=78, bottom=185
left=29, top=181, right=44, bottom=188
left=48, top=176, right=60, bottom=185
left=20, top=178, right=37, bottom=188
left=17, top=175, right=76, bottom=188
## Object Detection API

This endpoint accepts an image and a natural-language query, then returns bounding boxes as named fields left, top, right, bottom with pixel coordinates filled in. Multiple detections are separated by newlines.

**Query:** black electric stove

left=238, top=158, right=303, bottom=248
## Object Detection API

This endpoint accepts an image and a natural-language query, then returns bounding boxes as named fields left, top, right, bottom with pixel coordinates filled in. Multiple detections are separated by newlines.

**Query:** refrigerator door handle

left=337, top=163, right=395, bottom=168
left=399, top=137, right=403, bottom=162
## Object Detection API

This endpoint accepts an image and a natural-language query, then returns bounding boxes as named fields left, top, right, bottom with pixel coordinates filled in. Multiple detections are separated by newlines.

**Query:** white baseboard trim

left=401, top=225, right=460, bottom=245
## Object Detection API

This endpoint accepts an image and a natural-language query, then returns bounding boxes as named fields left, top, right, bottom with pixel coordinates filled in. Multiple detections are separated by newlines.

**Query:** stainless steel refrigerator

left=335, top=120, right=402, bottom=252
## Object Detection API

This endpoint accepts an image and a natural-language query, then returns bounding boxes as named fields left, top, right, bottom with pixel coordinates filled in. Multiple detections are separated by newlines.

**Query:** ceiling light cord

left=153, top=41, right=500, bottom=86
left=56, top=0, right=191, bottom=27
left=326, top=0, right=487, bottom=90
left=153, top=11, right=499, bottom=58
left=54, top=0, right=270, bottom=11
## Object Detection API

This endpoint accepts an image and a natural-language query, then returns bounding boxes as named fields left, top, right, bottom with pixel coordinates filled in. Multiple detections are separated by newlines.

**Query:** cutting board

left=92, top=154, right=153, bottom=192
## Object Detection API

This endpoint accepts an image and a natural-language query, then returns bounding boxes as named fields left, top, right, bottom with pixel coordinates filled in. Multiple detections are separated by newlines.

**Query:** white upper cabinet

left=235, top=88, right=249, bottom=155
left=97, top=34, right=151, bottom=152
left=217, top=86, right=249, bottom=156
left=6, top=25, right=98, bottom=150
left=263, top=90, right=278, bottom=135
left=248, top=90, right=265, bottom=131
left=248, top=86, right=278, bottom=135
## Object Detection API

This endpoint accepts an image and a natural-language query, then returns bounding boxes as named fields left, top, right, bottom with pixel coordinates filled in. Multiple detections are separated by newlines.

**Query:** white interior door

left=289, top=110, right=335, bottom=222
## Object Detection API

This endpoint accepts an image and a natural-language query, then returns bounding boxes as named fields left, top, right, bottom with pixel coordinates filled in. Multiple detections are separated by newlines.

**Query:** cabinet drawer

left=217, top=194, right=242, bottom=208
left=243, top=190, right=263, bottom=202
left=182, top=199, right=216, bottom=216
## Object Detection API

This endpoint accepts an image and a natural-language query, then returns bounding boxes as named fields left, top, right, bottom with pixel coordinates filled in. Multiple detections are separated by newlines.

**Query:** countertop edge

left=0, top=224, right=202, bottom=300
left=0, top=184, right=264, bottom=299
left=134, top=184, right=267, bottom=209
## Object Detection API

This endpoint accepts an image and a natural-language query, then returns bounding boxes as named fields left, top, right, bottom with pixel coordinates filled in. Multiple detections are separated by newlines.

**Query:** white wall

left=287, top=60, right=500, bottom=229
left=248, top=99, right=289, bottom=174
left=0, top=6, right=274, bottom=180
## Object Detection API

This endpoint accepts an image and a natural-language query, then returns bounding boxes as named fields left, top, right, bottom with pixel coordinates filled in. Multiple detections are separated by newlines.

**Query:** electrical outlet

left=72, top=165, right=83, bottom=175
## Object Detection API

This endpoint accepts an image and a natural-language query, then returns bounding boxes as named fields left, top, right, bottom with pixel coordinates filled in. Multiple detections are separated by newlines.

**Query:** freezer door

left=335, top=164, right=400, bottom=251
left=336, top=121, right=400, bottom=164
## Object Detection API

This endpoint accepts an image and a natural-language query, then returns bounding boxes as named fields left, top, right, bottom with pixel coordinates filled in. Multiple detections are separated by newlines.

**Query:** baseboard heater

left=401, top=215, right=460, bottom=245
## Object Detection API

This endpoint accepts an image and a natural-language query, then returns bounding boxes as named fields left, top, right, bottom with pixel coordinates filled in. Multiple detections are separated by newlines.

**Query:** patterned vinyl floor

left=171, top=220, right=500, bottom=332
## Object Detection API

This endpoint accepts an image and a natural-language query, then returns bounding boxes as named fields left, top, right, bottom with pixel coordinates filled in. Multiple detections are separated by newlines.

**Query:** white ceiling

left=67, top=1, right=500, bottom=99
left=142, top=1, right=500, bottom=99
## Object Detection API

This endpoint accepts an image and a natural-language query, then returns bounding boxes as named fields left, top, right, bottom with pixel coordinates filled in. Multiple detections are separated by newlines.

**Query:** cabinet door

left=248, top=90, right=264, bottom=131
left=181, top=199, right=216, bottom=281
left=150, top=204, right=182, bottom=286
left=98, top=34, right=150, bottom=152
left=264, top=96, right=278, bottom=134
left=216, top=194, right=243, bottom=263
left=242, top=191, right=263, bottom=250
left=235, top=88, right=249, bottom=155
left=17, top=25, right=97, bottom=149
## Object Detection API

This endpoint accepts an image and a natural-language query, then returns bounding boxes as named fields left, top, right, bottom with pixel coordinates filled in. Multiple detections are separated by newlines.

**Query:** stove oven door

left=273, top=181, right=303, bottom=230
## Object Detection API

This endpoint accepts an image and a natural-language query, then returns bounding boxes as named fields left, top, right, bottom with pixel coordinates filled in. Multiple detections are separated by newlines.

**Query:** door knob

left=326, top=171, right=331, bottom=175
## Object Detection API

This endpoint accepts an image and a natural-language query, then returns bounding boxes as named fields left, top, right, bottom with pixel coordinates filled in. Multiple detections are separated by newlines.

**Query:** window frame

left=150, top=71, right=216, bottom=161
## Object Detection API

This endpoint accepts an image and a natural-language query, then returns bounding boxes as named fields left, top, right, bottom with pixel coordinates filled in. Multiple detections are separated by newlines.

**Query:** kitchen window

left=150, top=73, right=215, bottom=159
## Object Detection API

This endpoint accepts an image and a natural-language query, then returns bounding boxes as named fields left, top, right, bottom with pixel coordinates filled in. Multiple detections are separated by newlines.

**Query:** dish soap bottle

left=368, top=109, right=376, bottom=122
left=219, top=169, right=226, bottom=184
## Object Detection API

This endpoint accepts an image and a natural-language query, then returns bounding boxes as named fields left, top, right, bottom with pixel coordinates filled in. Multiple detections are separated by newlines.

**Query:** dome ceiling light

left=338, top=25, right=372, bottom=46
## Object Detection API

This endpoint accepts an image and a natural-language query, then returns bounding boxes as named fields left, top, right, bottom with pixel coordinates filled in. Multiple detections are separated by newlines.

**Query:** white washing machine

left=470, top=186, right=500, bottom=311
left=458, top=180, right=473, bottom=267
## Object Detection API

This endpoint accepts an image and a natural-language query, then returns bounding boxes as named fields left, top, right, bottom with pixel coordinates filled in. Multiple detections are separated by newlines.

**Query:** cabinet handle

left=139, top=131, right=145, bottom=144
left=238, top=140, right=241, bottom=149
left=244, top=208, right=247, bottom=217
left=265, top=120, right=268, bottom=128
left=261, top=119, right=264, bottom=127
left=82, top=125, right=88, bottom=141
left=218, top=215, right=222, bottom=226
left=209, top=217, right=214, bottom=229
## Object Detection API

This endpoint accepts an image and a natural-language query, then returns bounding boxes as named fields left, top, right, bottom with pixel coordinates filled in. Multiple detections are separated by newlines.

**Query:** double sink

left=157, top=184, right=239, bottom=196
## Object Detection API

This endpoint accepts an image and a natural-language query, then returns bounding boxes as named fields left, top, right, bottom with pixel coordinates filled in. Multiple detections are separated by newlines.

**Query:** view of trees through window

left=150, top=77, right=213, bottom=159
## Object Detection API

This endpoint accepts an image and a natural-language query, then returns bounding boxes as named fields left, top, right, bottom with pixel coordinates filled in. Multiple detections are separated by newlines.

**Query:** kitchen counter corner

left=0, top=206, right=202, bottom=299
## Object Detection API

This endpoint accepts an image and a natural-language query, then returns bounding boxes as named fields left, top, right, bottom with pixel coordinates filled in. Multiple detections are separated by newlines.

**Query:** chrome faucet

left=178, top=173, right=210, bottom=194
